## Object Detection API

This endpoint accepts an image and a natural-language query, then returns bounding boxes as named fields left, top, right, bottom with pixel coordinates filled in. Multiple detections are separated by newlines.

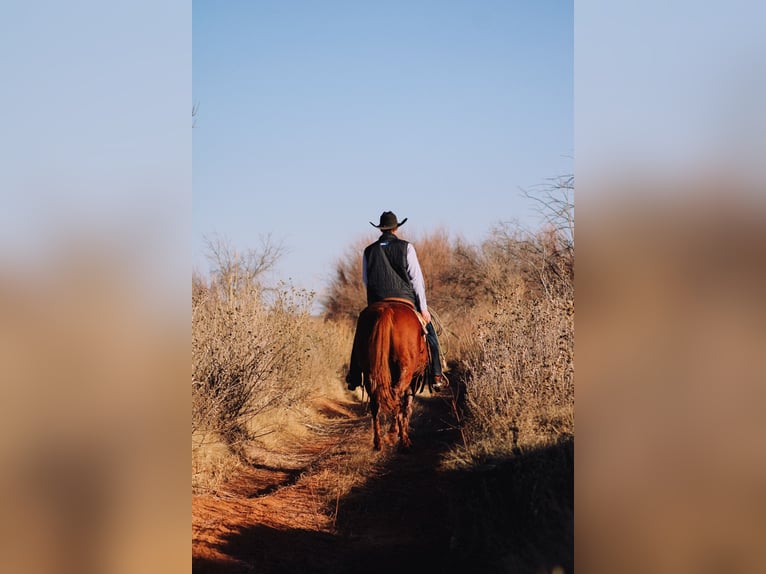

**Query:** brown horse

left=350, top=299, right=429, bottom=451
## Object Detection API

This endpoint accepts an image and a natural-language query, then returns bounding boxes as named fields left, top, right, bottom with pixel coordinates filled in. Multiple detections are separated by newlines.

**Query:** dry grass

left=192, top=433, right=247, bottom=493
left=193, top=279, right=312, bottom=434
left=449, top=282, right=574, bottom=464
left=192, top=241, right=355, bottom=491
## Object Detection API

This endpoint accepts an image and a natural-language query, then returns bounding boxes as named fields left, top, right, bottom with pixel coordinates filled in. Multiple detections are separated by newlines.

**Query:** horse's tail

left=368, top=306, right=397, bottom=412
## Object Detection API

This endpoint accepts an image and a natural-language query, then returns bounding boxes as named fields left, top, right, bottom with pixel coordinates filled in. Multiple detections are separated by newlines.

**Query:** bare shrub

left=321, top=237, right=370, bottom=326
left=192, top=235, right=312, bottom=448
left=481, top=222, right=573, bottom=303
left=193, top=236, right=358, bottom=491
left=451, top=182, right=574, bottom=461
left=523, top=173, right=574, bottom=252
left=192, top=275, right=315, bottom=449
left=460, top=286, right=574, bottom=456
left=409, top=228, right=452, bottom=296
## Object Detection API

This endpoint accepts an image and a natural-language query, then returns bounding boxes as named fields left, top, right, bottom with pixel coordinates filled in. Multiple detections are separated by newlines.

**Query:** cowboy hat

left=370, top=211, right=408, bottom=230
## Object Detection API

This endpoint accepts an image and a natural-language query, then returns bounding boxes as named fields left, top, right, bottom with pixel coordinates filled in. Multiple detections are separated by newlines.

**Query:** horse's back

left=365, top=300, right=421, bottom=332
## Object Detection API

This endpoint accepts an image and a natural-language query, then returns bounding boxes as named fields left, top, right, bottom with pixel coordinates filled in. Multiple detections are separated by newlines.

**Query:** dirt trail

left=192, top=392, right=462, bottom=574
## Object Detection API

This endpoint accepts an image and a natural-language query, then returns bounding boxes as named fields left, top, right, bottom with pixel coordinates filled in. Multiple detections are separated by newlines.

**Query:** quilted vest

left=364, top=233, right=417, bottom=307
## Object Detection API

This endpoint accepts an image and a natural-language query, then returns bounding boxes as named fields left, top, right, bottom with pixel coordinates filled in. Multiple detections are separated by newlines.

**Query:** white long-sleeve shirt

left=362, top=243, right=428, bottom=312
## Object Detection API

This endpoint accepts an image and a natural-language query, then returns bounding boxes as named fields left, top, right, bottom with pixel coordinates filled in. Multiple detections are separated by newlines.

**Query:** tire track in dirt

left=192, top=391, right=462, bottom=574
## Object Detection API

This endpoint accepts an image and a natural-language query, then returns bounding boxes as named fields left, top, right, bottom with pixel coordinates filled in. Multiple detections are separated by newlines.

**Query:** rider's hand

left=421, top=308, right=431, bottom=324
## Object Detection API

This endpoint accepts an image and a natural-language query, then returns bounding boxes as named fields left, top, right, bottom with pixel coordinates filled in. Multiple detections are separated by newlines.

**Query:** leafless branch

left=202, top=233, right=287, bottom=291
left=521, top=174, right=574, bottom=252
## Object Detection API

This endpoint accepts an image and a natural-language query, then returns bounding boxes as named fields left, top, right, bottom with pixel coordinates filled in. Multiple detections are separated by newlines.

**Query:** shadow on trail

left=445, top=435, right=574, bottom=574
left=193, top=393, right=573, bottom=574
left=332, top=393, right=462, bottom=572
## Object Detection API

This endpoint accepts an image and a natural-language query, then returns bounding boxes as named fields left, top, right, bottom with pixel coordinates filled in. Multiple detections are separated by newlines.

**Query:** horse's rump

left=356, top=300, right=428, bottom=411
left=353, top=300, right=429, bottom=451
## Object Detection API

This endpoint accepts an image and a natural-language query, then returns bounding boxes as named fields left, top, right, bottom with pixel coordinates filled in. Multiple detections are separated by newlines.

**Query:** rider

left=345, top=211, right=446, bottom=392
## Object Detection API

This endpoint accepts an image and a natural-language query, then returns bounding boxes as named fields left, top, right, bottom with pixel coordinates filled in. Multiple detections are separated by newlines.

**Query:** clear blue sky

left=193, top=1, right=573, bottom=294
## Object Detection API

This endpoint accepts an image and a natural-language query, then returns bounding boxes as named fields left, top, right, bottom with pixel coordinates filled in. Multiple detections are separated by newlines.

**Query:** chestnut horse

left=351, top=299, right=429, bottom=451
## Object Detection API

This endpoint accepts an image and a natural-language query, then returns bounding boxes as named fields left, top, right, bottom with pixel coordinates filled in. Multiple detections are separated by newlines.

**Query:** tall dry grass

left=451, top=222, right=574, bottom=462
left=192, top=277, right=313, bottom=445
left=458, top=284, right=574, bottom=454
left=192, top=243, right=353, bottom=492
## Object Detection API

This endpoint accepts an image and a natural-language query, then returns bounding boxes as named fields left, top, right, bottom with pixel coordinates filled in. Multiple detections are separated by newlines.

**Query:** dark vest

left=364, top=233, right=417, bottom=306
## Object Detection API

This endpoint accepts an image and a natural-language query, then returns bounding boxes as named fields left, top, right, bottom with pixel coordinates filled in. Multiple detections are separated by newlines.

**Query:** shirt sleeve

left=362, top=252, right=367, bottom=286
left=406, top=243, right=427, bottom=311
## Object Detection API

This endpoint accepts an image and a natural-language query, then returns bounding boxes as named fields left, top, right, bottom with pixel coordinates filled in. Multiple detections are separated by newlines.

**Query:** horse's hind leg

left=386, top=417, right=398, bottom=445
left=371, top=399, right=382, bottom=451
left=397, top=392, right=414, bottom=451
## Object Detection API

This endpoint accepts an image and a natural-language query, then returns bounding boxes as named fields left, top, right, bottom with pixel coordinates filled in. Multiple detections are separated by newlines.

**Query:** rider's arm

left=406, top=244, right=428, bottom=317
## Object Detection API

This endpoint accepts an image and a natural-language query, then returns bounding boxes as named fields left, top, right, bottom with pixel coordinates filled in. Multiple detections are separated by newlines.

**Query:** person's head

left=370, top=211, right=407, bottom=234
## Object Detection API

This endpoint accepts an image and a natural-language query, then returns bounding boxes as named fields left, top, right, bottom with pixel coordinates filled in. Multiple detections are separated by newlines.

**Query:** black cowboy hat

left=370, top=211, right=408, bottom=230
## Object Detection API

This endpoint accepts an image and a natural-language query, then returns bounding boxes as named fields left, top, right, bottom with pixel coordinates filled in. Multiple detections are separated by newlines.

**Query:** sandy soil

left=192, top=393, right=462, bottom=574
